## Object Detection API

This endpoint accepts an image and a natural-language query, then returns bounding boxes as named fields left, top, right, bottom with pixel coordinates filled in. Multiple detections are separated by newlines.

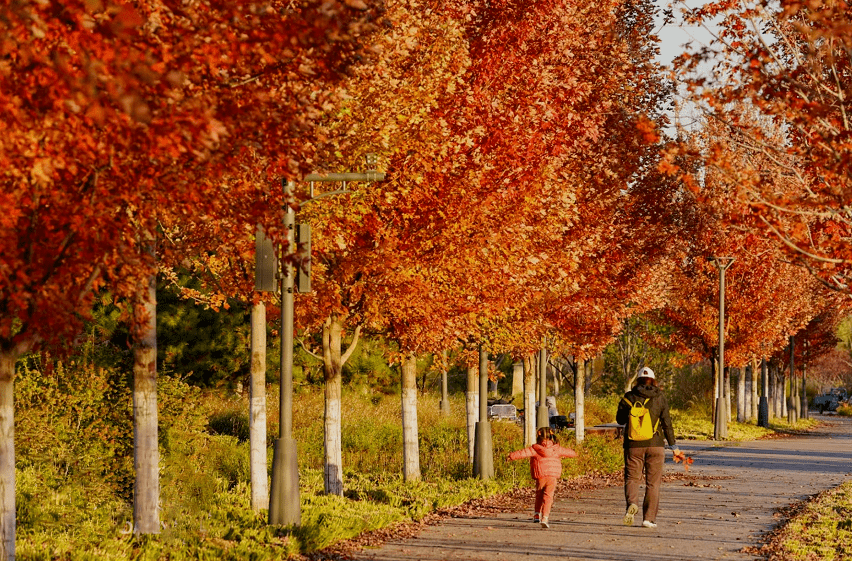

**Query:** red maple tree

left=1, top=0, right=379, bottom=551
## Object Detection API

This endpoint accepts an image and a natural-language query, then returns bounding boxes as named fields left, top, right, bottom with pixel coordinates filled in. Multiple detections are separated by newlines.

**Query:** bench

left=585, top=423, right=624, bottom=438
left=488, top=404, right=519, bottom=423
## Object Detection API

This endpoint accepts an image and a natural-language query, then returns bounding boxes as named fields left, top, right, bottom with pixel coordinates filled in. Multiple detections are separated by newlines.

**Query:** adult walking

left=616, top=367, right=678, bottom=529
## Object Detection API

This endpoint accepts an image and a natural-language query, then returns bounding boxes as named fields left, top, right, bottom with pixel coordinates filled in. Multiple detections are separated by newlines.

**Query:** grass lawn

left=761, top=481, right=852, bottom=560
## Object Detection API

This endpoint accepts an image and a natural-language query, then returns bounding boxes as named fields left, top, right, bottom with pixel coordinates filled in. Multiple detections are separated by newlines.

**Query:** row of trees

left=3, top=0, right=852, bottom=559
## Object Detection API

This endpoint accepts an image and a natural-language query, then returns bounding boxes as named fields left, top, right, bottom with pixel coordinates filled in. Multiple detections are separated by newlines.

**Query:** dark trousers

left=624, top=446, right=665, bottom=523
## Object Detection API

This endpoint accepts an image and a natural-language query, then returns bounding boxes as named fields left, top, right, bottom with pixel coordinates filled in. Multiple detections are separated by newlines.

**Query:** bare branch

left=341, top=324, right=362, bottom=366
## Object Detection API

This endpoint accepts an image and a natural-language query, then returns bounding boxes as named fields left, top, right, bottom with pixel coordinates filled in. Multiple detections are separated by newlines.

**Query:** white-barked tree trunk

left=465, top=365, right=478, bottom=463
left=401, top=352, right=421, bottom=481
left=133, top=270, right=159, bottom=534
left=322, top=315, right=361, bottom=496
left=249, top=302, right=268, bottom=511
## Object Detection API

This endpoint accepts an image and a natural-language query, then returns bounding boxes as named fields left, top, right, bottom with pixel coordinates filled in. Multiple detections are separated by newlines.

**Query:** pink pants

left=535, top=477, right=558, bottom=517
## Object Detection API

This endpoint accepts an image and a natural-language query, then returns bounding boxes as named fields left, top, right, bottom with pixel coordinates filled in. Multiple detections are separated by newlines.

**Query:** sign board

left=255, top=224, right=277, bottom=292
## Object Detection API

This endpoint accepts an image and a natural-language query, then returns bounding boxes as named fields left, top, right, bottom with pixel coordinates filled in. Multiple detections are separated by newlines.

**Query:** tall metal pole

left=266, top=158, right=385, bottom=525
left=269, top=180, right=300, bottom=526
left=479, top=347, right=488, bottom=422
left=473, top=346, right=493, bottom=479
left=711, top=257, right=734, bottom=440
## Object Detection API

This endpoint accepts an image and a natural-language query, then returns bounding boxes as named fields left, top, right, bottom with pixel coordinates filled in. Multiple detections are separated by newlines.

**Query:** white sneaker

left=623, top=504, right=639, bottom=526
left=642, top=520, right=657, bottom=528
left=540, top=516, right=550, bottom=529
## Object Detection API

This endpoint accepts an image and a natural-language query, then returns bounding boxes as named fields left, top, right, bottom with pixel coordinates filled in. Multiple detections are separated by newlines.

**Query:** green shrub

left=418, top=421, right=471, bottom=479
left=584, top=395, right=620, bottom=425
left=208, top=408, right=251, bottom=441
left=16, top=359, right=134, bottom=507
left=570, top=434, right=623, bottom=476
left=836, top=403, right=852, bottom=416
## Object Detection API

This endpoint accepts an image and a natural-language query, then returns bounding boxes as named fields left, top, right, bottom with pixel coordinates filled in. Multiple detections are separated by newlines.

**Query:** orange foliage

left=0, top=0, right=377, bottom=352
left=297, top=0, right=680, bottom=360
left=673, top=0, right=852, bottom=291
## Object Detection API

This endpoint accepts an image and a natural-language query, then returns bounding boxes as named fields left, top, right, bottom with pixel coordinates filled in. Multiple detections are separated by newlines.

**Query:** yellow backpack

left=622, top=397, right=659, bottom=441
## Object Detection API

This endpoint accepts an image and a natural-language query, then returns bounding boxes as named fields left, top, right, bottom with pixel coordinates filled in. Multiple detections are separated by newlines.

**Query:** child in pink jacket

left=508, top=427, right=578, bottom=528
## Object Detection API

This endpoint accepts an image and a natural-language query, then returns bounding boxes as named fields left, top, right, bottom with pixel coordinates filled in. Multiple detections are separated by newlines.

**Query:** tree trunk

left=511, top=361, right=523, bottom=397
left=133, top=271, right=159, bottom=534
left=725, top=368, right=732, bottom=422
left=523, top=355, right=535, bottom=447
left=401, top=352, right=421, bottom=481
left=574, top=359, right=586, bottom=443
left=750, top=358, right=759, bottom=420
left=712, top=355, right=718, bottom=421
left=770, top=364, right=779, bottom=418
left=465, top=365, right=478, bottom=464
left=793, top=373, right=801, bottom=420
left=322, top=316, right=344, bottom=495
left=743, top=365, right=752, bottom=421
left=585, top=356, right=596, bottom=395
left=321, top=315, right=360, bottom=496
left=0, top=348, right=16, bottom=560
left=767, top=364, right=774, bottom=418
left=249, top=302, right=268, bottom=511
left=737, top=367, right=746, bottom=423
left=440, top=350, right=450, bottom=416
left=787, top=387, right=796, bottom=423
left=792, top=375, right=799, bottom=418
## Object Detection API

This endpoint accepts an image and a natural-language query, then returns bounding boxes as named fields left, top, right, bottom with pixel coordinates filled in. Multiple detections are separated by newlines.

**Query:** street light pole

left=268, top=156, right=385, bottom=526
left=473, top=346, right=494, bottom=480
left=269, top=180, right=300, bottom=526
left=709, top=256, right=734, bottom=440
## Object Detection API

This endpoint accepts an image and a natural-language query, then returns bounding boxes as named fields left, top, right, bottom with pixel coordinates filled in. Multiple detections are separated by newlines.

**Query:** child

left=507, top=427, right=578, bottom=528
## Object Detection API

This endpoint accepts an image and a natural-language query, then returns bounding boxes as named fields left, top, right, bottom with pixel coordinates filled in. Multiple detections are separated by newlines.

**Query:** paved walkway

left=350, top=415, right=852, bottom=561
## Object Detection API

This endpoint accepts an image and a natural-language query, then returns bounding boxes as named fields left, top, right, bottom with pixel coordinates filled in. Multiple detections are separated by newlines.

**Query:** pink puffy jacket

left=508, top=440, right=577, bottom=479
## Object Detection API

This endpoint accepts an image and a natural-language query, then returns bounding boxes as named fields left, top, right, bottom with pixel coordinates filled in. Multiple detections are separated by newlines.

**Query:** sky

left=654, top=0, right=718, bottom=68
left=653, top=0, right=721, bottom=133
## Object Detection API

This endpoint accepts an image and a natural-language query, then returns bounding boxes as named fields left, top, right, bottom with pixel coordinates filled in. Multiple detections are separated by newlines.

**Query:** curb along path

left=347, top=416, right=852, bottom=561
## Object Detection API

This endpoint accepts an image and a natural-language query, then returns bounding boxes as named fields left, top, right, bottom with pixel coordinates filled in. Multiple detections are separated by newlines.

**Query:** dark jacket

left=616, top=384, right=676, bottom=449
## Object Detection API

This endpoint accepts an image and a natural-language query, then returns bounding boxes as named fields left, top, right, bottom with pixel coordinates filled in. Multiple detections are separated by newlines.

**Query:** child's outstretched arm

left=558, top=445, right=578, bottom=458
left=507, top=446, right=536, bottom=461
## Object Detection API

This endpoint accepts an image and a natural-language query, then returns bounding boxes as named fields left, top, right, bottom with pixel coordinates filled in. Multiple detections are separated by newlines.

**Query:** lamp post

left=268, top=155, right=385, bottom=526
left=473, top=346, right=494, bottom=480
left=268, top=178, right=300, bottom=525
left=709, top=256, right=734, bottom=440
